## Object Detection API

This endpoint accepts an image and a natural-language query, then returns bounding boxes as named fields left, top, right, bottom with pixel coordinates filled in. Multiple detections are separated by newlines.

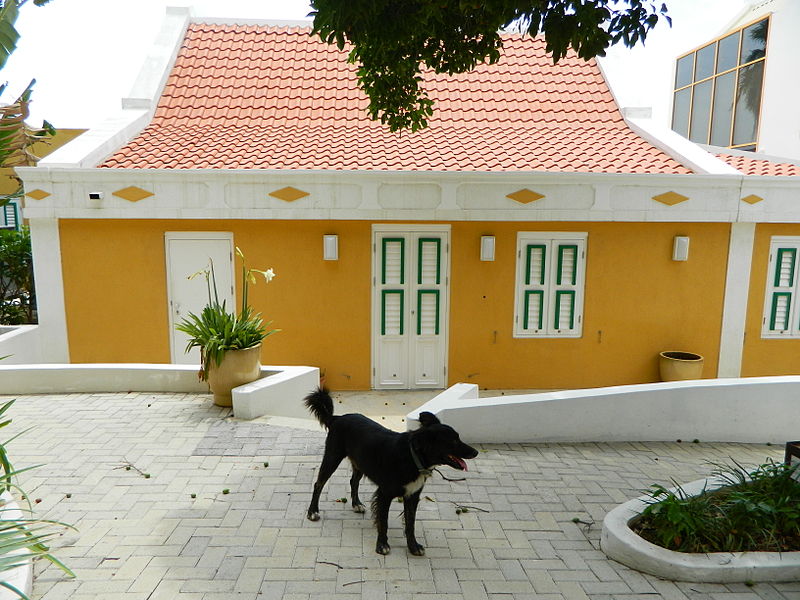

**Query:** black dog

left=304, top=387, right=478, bottom=555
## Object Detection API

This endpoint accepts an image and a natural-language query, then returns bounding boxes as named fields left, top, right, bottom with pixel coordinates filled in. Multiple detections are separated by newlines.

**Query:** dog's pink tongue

left=452, top=456, right=468, bottom=471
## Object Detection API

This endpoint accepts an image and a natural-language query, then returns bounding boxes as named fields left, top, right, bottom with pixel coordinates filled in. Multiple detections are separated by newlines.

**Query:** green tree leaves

left=311, top=0, right=670, bottom=131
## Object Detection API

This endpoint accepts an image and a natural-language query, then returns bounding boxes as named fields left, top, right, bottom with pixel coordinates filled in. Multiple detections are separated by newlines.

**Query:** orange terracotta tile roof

left=715, top=152, right=800, bottom=176
left=101, top=22, right=693, bottom=174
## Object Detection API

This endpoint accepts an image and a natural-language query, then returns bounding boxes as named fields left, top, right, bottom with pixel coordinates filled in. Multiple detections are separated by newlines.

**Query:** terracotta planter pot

left=658, top=351, right=704, bottom=382
left=206, top=344, right=262, bottom=407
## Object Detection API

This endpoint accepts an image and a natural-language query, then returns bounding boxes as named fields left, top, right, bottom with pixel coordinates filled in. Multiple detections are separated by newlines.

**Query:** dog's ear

left=418, top=412, right=440, bottom=427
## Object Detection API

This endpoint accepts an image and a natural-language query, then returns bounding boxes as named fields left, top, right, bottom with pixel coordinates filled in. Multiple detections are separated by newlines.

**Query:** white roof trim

left=192, top=17, right=313, bottom=28
left=38, top=6, right=191, bottom=168
left=623, top=116, right=741, bottom=175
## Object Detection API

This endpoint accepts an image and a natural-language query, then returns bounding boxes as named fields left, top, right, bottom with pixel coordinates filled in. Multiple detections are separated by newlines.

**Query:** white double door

left=372, top=226, right=450, bottom=389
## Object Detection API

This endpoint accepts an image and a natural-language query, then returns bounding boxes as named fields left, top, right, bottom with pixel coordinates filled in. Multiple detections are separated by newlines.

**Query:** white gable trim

left=623, top=115, right=741, bottom=176
left=39, top=7, right=191, bottom=169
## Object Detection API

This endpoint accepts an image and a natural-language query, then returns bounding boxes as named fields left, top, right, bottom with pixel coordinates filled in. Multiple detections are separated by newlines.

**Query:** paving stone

left=0, top=391, right=787, bottom=600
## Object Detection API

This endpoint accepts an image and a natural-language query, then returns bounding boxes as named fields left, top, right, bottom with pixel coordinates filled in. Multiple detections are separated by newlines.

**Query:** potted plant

left=176, top=247, right=278, bottom=406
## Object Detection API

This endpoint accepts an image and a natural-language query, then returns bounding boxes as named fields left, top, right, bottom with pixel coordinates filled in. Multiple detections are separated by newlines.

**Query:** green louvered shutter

left=764, top=241, right=800, bottom=336
left=417, top=238, right=441, bottom=335
left=381, top=238, right=405, bottom=335
left=515, top=234, right=587, bottom=337
left=552, top=242, right=584, bottom=333
left=1, top=200, right=19, bottom=230
left=522, top=244, right=547, bottom=332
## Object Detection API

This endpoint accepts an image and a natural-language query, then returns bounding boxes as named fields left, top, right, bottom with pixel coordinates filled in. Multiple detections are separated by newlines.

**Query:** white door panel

left=165, top=233, right=234, bottom=364
left=378, top=337, right=407, bottom=388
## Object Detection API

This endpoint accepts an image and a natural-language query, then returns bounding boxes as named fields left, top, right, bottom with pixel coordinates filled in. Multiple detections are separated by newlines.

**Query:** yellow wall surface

left=60, top=219, right=730, bottom=390
left=741, top=223, right=800, bottom=376
left=448, top=222, right=730, bottom=389
left=60, top=220, right=373, bottom=389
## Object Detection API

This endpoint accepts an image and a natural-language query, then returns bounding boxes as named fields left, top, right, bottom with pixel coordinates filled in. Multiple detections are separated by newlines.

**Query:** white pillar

left=717, top=222, right=756, bottom=377
left=28, top=218, right=69, bottom=363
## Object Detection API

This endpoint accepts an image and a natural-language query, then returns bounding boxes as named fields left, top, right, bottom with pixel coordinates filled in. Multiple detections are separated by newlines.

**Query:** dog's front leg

left=403, top=491, right=425, bottom=556
left=372, top=489, right=393, bottom=555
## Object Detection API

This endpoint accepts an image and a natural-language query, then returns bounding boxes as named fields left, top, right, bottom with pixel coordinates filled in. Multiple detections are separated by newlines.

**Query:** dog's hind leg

left=307, top=448, right=345, bottom=522
left=372, top=489, right=394, bottom=555
left=349, top=465, right=367, bottom=514
left=403, top=490, right=425, bottom=556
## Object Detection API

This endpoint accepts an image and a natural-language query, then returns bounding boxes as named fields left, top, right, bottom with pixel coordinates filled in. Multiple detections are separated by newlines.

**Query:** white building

left=670, top=0, right=800, bottom=159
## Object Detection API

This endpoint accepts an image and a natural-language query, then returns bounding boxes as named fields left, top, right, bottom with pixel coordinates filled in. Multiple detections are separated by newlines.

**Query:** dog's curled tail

left=304, top=387, right=335, bottom=429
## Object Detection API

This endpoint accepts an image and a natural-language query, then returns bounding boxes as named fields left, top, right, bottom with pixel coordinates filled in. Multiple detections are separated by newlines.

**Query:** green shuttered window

left=514, top=233, right=587, bottom=338
left=763, top=239, right=800, bottom=338
left=1, top=200, right=19, bottom=231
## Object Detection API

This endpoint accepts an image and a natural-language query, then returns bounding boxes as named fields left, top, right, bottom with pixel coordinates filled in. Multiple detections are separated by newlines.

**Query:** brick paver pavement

left=1, top=391, right=796, bottom=600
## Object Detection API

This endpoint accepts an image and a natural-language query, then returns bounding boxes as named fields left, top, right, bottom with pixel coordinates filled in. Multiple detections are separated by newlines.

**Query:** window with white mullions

left=514, top=233, right=587, bottom=338
left=763, top=239, right=800, bottom=338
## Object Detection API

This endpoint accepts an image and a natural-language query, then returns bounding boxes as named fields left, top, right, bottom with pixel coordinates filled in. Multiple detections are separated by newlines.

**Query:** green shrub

left=633, top=459, right=800, bottom=553
left=0, top=227, right=35, bottom=325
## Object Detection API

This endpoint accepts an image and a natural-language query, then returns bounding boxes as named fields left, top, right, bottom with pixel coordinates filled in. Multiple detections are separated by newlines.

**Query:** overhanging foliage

left=311, top=0, right=670, bottom=131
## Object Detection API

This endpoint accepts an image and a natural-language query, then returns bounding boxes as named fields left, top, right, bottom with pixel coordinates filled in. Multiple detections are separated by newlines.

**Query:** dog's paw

left=352, top=503, right=366, bottom=514
left=407, top=542, right=425, bottom=556
left=375, top=541, right=391, bottom=555
left=307, top=511, right=320, bottom=522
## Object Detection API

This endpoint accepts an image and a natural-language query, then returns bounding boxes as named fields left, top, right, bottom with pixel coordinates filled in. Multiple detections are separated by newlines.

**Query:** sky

left=2, top=0, right=750, bottom=131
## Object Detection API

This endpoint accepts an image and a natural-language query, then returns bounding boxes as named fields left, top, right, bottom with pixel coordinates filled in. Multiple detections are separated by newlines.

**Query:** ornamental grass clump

left=176, top=247, right=278, bottom=381
left=633, top=459, right=800, bottom=553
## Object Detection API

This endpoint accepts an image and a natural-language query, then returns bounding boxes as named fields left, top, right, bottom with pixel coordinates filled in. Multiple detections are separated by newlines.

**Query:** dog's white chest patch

left=403, top=472, right=430, bottom=497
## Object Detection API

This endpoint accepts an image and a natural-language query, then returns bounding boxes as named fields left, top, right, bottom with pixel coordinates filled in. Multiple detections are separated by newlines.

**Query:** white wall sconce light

left=323, top=234, right=339, bottom=260
left=480, top=235, right=495, bottom=261
left=672, top=236, right=689, bottom=261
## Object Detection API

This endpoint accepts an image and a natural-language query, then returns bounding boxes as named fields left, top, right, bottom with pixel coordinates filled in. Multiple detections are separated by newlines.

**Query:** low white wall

left=408, top=377, right=800, bottom=444
left=0, top=363, right=319, bottom=421
left=0, top=363, right=208, bottom=394
left=233, top=366, right=319, bottom=420
left=0, top=326, right=42, bottom=364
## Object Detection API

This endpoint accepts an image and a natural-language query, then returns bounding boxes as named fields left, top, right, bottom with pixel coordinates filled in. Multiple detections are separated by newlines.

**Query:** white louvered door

left=373, top=227, right=449, bottom=389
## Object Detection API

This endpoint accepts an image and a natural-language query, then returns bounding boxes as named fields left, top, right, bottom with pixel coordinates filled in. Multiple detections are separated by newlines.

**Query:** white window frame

left=513, top=232, right=587, bottom=338
left=762, top=236, right=800, bottom=339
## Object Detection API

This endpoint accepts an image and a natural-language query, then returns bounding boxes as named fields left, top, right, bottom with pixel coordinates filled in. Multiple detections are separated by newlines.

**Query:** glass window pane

left=695, top=44, right=715, bottom=81
left=717, top=33, right=739, bottom=73
left=710, top=71, right=735, bottom=146
left=672, top=87, right=691, bottom=138
left=675, top=54, right=694, bottom=88
left=689, top=80, right=712, bottom=143
left=740, top=18, right=768, bottom=64
left=733, top=61, right=764, bottom=145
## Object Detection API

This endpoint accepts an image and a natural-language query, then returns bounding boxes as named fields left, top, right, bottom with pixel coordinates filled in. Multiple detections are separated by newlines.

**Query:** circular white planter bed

left=601, top=477, right=800, bottom=583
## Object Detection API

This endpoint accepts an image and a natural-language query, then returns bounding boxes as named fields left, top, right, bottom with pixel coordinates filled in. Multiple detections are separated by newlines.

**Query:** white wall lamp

left=323, top=234, right=339, bottom=260
left=672, top=236, right=689, bottom=261
left=480, top=235, right=495, bottom=261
